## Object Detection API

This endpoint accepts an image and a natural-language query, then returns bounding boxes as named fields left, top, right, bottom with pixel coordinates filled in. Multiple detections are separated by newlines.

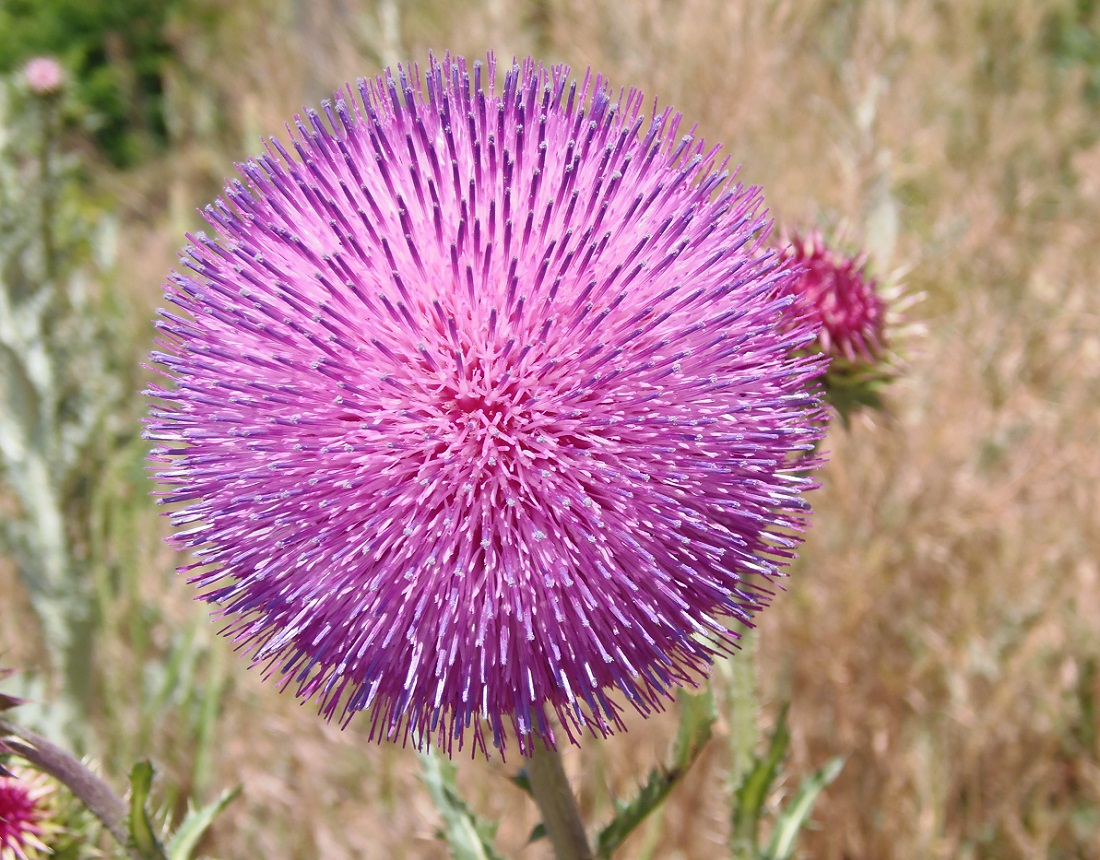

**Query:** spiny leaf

left=596, top=689, right=716, bottom=858
left=165, top=784, right=242, bottom=860
left=765, top=757, right=844, bottom=860
left=672, top=686, right=716, bottom=767
left=731, top=702, right=791, bottom=856
left=419, top=751, right=504, bottom=860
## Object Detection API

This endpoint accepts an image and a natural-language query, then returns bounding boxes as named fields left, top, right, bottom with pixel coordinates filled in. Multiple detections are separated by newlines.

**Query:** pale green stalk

left=527, top=741, right=593, bottom=860
left=724, top=628, right=760, bottom=860
left=727, top=630, right=759, bottom=794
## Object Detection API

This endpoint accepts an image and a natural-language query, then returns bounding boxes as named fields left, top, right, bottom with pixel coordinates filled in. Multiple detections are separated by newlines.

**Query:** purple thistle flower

left=777, top=230, right=886, bottom=366
left=146, top=55, right=827, bottom=758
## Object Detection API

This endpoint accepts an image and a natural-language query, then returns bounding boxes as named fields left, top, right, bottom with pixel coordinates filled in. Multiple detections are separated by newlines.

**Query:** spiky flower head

left=146, top=55, right=826, bottom=757
left=778, top=230, right=886, bottom=366
left=0, top=768, right=55, bottom=860
left=21, top=58, right=64, bottom=96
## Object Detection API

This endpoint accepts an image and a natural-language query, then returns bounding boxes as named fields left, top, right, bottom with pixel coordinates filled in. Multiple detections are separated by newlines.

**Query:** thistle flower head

left=0, top=769, right=54, bottom=860
left=147, top=55, right=826, bottom=757
left=778, top=230, right=886, bottom=366
left=21, top=58, right=64, bottom=96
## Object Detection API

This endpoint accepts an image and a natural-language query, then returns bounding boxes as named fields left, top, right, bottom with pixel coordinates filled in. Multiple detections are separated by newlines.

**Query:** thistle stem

left=0, top=718, right=143, bottom=860
left=527, top=740, right=592, bottom=860
left=36, top=95, right=57, bottom=284
left=728, top=629, right=760, bottom=860
left=728, top=630, right=758, bottom=790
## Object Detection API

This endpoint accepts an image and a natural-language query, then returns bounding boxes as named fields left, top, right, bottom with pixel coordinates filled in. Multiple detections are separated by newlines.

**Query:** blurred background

left=1, top=0, right=1098, bottom=857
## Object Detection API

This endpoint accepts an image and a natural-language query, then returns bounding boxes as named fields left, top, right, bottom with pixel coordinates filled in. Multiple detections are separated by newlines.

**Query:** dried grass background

left=5, top=0, right=1100, bottom=857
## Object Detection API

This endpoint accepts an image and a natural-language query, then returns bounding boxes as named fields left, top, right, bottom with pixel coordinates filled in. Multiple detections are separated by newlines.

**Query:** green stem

left=728, top=629, right=758, bottom=792
left=728, top=629, right=759, bottom=860
left=36, top=96, right=57, bottom=285
left=527, top=740, right=592, bottom=860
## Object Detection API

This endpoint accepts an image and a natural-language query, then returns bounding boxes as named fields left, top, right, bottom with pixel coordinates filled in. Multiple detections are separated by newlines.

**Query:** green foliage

left=507, top=691, right=717, bottom=856
left=165, top=785, right=242, bottom=860
left=730, top=704, right=791, bottom=857
left=824, top=370, right=889, bottom=428
left=419, top=751, right=505, bottom=860
left=593, top=689, right=716, bottom=859
left=2, top=62, right=235, bottom=858
left=0, top=0, right=182, bottom=165
left=0, top=66, right=123, bottom=746
left=2, top=711, right=239, bottom=860
left=127, top=759, right=240, bottom=860
left=730, top=704, right=844, bottom=860
left=1043, top=0, right=1100, bottom=103
left=129, top=761, right=169, bottom=860
left=764, top=758, right=844, bottom=860
left=88, top=432, right=232, bottom=798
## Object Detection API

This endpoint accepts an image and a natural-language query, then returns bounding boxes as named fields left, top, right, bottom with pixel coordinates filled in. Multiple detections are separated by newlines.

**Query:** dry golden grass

left=6, top=0, right=1099, bottom=857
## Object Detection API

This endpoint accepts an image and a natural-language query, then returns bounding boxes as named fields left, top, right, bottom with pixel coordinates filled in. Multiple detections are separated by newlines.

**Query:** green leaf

left=419, top=751, right=505, bottom=860
left=731, top=703, right=791, bottom=857
left=509, top=770, right=533, bottom=797
left=765, top=757, right=844, bottom=860
left=596, top=688, right=716, bottom=858
left=596, top=766, right=676, bottom=858
left=128, top=761, right=168, bottom=860
left=165, top=785, right=242, bottom=860
left=672, top=686, right=716, bottom=767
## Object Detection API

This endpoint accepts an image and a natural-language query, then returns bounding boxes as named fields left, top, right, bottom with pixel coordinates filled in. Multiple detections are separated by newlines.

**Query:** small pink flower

left=779, top=230, right=886, bottom=365
left=22, top=58, right=65, bottom=96
left=0, top=771, right=52, bottom=860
